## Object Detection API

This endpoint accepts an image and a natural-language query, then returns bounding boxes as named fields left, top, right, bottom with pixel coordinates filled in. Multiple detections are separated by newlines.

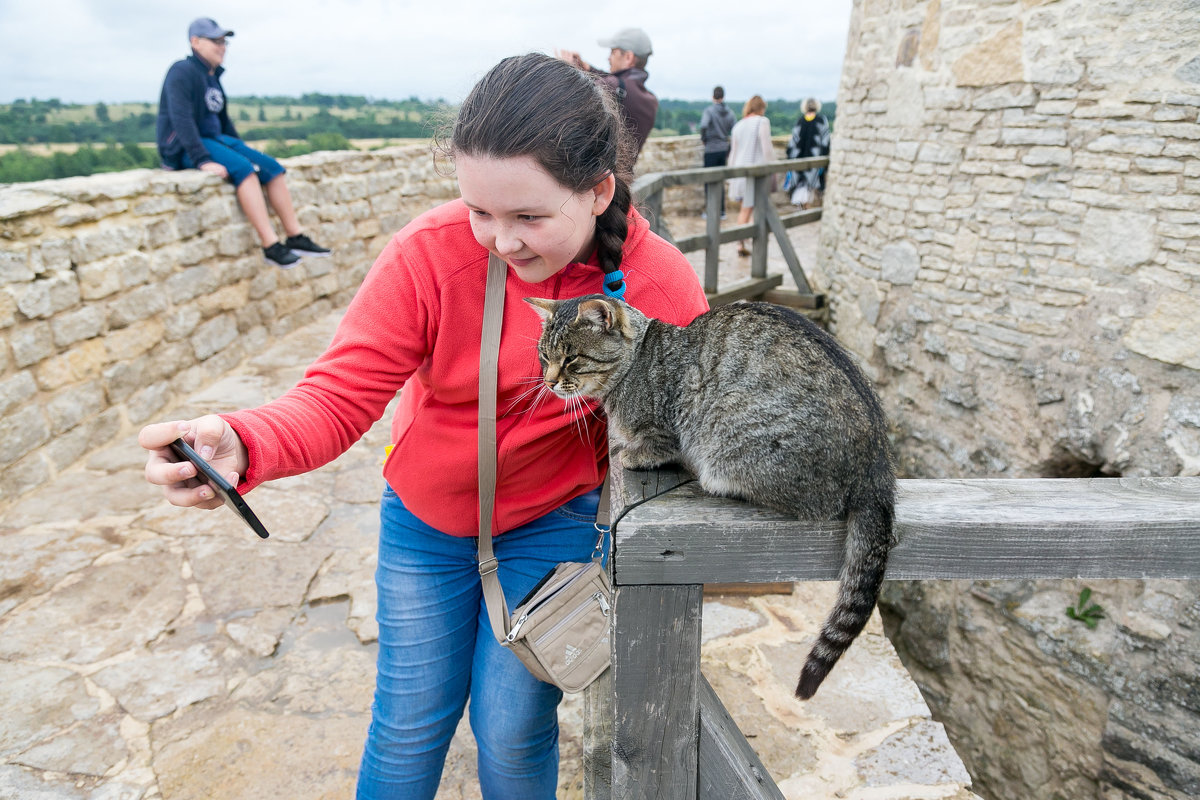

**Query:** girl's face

left=456, top=154, right=615, bottom=284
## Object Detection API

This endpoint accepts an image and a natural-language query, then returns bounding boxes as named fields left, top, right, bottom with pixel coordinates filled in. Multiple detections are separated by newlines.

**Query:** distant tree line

left=654, top=98, right=837, bottom=137
left=0, top=94, right=834, bottom=184
left=0, top=141, right=160, bottom=183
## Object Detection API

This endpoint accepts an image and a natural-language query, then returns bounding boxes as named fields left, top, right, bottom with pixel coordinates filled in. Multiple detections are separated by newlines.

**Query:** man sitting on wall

left=156, top=17, right=331, bottom=268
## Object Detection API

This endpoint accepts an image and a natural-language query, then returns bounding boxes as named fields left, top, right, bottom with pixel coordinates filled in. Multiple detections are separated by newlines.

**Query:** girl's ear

left=590, top=172, right=617, bottom=216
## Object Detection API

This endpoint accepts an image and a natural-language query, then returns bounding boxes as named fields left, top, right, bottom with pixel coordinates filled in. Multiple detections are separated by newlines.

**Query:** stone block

left=10, top=320, right=54, bottom=367
left=145, top=216, right=181, bottom=248
left=0, top=370, right=37, bottom=416
left=1001, top=127, right=1068, bottom=146
left=1123, top=292, right=1200, bottom=370
left=0, top=246, right=35, bottom=283
left=0, top=188, right=67, bottom=221
left=33, top=338, right=106, bottom=390
left=133, top=194, right=182, bottom=216
left=177, top=235, right=219, bottom=266
left=76, top=257, right=123, bottom=301
left=51, top=304, right=104, bottom=346
left=217, top=225, right=255, bottom=257
left=1076, top=208, right=1158, bottom=272
left=199, top=194, right=236, bottom=228
left=103, top=318, right=165, bottom=362
left=165, top=263, right=219, bottom=304
left=45, top=380, right=105, bottom=434
left=192, top=314, right=238, bottom=361
left=125, top=380, right=173, bottom=424
left=107, top=283, right=168, bottom=329
left=196, top=283, right=250, bottom=317
left=69, top=224, right=145, bottom=264
left=0, top=403, right=50, bottom=466
left=15, top=271, right=81, bottom=320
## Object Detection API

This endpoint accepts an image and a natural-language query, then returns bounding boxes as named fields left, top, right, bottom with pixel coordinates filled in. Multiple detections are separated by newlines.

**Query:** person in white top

left=727, top=94, right=774, bottom=256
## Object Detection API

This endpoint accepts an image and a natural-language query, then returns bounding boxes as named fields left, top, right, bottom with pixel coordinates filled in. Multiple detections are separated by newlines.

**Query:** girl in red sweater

left=140, top=52, right=708, bottom=798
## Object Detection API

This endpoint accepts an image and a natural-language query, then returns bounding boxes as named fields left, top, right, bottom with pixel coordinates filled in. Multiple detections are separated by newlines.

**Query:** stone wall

left=0, top=136, right=704, bottom=509
left=818, top=1, right=1200, bottom=798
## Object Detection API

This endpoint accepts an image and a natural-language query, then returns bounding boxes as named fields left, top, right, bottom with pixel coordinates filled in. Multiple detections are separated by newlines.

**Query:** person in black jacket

left=156, top=18, right=331, bottom=268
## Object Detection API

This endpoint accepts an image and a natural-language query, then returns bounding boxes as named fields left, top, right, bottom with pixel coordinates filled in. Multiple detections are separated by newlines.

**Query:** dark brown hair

left=449, top=53, right=636, bottom=294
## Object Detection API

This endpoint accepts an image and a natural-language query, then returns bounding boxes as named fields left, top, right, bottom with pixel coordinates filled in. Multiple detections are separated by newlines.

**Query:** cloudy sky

left=0, top=0, right=856, bottom=105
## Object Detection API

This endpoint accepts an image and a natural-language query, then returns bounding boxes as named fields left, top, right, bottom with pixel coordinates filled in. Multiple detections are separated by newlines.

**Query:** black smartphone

left=167, top=437, right=270, bottom=539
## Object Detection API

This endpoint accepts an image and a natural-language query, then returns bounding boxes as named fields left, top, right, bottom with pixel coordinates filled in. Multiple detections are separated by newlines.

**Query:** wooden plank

left=612, top=474, right=1200, bottom=584
left=707, top=276, right=783, bottom=307
left=632, top=158, right=829, bottom=191
left=762, top=202, right=813, bottom=294
left=698, top=673, right=786, bottom=800
left=675, top=224, right=756, bottom=254
left=704, top=582, right=794, bottom=596
left=610, top=459, right=695, bottom=525
left=584, top=670, right=613, bottom=799
left=610, top=584, right=703, bottom=800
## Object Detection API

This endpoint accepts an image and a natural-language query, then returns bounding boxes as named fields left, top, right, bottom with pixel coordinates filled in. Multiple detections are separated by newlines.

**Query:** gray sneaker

left=264, top=241, right=301, bottom=268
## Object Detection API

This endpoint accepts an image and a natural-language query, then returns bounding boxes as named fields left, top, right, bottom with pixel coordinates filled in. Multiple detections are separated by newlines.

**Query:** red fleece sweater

left=223, top=199, right=709, bottom=536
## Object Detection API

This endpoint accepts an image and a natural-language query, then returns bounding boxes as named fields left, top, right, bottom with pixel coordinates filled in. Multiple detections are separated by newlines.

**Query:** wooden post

left=704, top=179, right=722, bottom=293
left=610, top=583, right=703, bottom=799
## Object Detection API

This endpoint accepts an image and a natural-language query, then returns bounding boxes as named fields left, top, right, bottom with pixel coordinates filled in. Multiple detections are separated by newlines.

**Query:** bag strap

left=478, top=254, right=511, bottom=643
left=476, top=253, right=612, bottom=645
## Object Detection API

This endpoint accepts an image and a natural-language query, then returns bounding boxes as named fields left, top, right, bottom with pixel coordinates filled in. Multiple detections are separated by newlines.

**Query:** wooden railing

left=581, top=466, right=1200, bottom=799
left=632, top=157, right=828, bottom=309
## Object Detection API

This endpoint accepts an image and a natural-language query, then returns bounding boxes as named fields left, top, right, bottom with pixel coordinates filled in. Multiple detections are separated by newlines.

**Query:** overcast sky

left=0, top=0, right=855, bottom=106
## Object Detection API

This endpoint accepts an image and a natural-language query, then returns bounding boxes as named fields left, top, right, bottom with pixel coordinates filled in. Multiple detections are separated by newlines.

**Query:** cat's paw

left=619, top=450, right=668, bottom=471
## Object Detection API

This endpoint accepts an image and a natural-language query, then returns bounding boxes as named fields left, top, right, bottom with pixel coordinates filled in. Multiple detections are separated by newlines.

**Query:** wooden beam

left=779, top=208, right=822, bottom=229
left=762, top=202, right=813, bottom=294
left=759, top=289, right=826, bottom=310
left=707, top=276, right=783, bottom=307
left=698, top=673, right=786, bottom=800
left=612, top=471, right=1200, bottom=584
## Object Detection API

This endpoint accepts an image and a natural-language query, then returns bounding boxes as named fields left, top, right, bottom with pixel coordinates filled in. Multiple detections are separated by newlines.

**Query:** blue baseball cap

left=188, top=18, right=234, bottom=40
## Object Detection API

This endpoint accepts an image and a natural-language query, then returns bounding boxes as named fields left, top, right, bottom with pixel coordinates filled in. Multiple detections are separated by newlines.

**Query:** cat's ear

left=524, top=297, right=558, bottom=323
left=576, top=298, right=618, bottom=332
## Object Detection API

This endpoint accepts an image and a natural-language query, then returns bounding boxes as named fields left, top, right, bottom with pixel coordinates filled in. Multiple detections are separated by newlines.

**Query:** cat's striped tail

left=795, top=491, right=894, bottom=700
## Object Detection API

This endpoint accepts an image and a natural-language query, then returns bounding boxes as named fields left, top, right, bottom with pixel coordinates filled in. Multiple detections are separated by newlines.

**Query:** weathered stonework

left=0, top=138, right=704, bottom=508
left=820, top=1, right=1200, bottom=798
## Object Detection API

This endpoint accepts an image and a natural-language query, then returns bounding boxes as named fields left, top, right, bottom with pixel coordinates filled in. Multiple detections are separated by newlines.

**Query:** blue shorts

left=177, top=134, right=285, bottom=187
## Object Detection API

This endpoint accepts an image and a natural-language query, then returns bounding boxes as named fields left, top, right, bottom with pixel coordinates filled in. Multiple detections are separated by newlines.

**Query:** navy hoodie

left=156, top=53, right=240, bottom=168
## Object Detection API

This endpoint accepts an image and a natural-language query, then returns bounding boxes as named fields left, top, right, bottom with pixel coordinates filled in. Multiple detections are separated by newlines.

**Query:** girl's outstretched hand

left=139, top=415, right=249, bottom=510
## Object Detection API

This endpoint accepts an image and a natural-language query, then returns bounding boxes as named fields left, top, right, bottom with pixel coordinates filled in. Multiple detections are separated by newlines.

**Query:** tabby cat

left=526, top=295, right=896, bottom=699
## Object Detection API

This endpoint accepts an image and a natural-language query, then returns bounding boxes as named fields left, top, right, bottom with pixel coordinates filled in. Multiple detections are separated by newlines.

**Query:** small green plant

left=1066, top=587, right=1105, bottom=629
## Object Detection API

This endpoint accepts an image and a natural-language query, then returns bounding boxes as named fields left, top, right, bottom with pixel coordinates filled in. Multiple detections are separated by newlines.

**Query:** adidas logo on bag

left=564, top=643, right=583, bottom=667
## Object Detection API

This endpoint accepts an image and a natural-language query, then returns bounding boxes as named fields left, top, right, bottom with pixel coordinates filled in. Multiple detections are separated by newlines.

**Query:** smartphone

left=167, top=437, right=270, bottom=539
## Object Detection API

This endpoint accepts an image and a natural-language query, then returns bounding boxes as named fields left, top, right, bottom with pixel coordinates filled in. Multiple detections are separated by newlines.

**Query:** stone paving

left=0, top=218, right=980, bottom=799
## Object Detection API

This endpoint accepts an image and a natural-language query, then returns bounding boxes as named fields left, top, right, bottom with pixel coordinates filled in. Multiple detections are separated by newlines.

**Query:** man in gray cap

left=156, top=17, right=331, bottom=268
left=556, top=27, right=658, bottom=158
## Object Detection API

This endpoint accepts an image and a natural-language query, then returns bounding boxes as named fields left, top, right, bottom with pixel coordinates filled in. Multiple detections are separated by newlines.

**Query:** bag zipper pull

left=506, top=613, right=529, bottom=643
left=596, top=592, right=610, bottom=617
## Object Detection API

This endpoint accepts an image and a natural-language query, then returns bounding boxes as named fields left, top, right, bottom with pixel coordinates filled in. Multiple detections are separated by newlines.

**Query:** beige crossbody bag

left=476, top=254, right=613, bottom=693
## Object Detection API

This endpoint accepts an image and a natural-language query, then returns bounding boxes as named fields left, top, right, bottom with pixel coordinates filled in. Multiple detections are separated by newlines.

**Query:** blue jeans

left=355, top=485, right=605, bottom=799
left=177, top=133, right=285, bottom=187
